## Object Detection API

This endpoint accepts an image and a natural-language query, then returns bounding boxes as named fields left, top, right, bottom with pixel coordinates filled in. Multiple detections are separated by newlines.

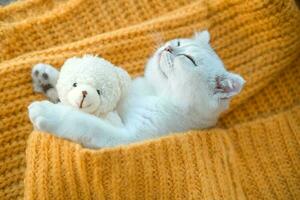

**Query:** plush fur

left=29, top=30, right=245, bottom=148
left=32, top=55, right=131, bottom=126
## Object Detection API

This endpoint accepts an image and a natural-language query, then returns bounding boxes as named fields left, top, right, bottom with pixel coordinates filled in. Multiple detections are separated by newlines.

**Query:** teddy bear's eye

left=73, top=83, right=77, bottom=87
left=97, top=90, right=102, bottom=95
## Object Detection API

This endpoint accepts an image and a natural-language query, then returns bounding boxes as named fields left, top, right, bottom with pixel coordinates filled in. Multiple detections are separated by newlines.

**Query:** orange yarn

left=0, top=0, right=299, bottom=199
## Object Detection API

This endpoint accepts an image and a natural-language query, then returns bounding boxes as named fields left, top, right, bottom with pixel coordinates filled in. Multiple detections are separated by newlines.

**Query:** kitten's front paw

left=28, top=101, right=62, bottom=133
left=32, top=63, right=59, bottom=103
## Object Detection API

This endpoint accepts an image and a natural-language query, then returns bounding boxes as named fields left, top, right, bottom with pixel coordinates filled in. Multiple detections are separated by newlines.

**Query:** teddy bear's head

left=56, top=55, right=131, bottom=115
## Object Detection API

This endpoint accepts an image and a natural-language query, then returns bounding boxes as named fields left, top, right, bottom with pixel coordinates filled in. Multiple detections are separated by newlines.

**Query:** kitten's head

left=145, top=30, right=245, bottom=117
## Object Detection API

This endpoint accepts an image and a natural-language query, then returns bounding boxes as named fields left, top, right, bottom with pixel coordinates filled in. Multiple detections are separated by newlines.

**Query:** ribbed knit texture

left=25, top=106, right=300, bottom=200
left=0, top=0, right=299, bottom=199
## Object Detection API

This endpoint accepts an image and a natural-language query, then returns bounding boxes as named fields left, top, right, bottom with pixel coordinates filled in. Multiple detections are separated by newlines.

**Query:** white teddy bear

left=32, top=55, right=131, bottom=127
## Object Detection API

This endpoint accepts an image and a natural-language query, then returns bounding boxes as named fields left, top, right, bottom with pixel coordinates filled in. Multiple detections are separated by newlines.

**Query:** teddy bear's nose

left=82, top=91, right=88, bottom=97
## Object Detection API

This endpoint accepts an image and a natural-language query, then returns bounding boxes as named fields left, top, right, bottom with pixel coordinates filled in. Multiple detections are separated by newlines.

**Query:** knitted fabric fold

left=0, top=0, right=193, bottom=62
left=0, top=0, right=300, bottom=199
left=25, top=105, right=300, bottom=199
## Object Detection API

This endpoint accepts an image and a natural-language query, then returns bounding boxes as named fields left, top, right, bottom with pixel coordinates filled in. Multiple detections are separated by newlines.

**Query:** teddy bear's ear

left=114, top=67, right=131, bottom=95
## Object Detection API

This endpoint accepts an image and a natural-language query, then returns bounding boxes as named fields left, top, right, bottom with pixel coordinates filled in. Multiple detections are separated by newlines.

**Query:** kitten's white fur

left=28, top=31, right=245, bottom=148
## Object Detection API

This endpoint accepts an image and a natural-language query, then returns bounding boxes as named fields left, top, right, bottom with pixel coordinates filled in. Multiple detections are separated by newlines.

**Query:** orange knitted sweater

left=0, top=0, right=299, bottom=199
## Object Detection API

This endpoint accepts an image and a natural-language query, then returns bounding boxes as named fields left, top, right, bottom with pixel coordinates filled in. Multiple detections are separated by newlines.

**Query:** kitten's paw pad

left=32, top=63, right=59, bottom=94
left=28, top=100, right=59, bottom=132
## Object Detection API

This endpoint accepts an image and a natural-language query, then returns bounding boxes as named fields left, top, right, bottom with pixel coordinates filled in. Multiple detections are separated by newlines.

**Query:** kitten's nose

left=82, top=91, right=88, bottom=97
left=164, top=46, right=173, bottom=53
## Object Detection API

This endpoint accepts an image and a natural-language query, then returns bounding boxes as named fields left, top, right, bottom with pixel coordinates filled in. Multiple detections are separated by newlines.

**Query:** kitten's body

left=29, top=31, right=245, bottom=148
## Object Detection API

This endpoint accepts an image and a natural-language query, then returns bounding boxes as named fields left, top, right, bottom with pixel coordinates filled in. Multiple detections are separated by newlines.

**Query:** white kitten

left=28, top=30, right=245, bottom=148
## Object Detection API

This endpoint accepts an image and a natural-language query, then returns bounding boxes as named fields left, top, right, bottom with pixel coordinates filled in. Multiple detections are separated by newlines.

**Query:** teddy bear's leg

left=32, top=63, right=60, bottom=103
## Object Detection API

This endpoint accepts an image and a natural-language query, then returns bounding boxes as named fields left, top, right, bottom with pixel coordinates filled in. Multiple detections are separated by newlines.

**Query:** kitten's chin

left=158, top=63, right=168, bottom=79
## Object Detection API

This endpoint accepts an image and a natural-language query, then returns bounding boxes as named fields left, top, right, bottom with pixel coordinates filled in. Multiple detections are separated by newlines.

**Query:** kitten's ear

left=214, top=72, right=245, bottom=99
left=194, top=30, right=210, bottom=44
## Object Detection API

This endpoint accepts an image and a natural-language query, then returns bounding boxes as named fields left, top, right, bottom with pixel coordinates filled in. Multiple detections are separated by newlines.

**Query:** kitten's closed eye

left=178, top=54, right=197, bottom=66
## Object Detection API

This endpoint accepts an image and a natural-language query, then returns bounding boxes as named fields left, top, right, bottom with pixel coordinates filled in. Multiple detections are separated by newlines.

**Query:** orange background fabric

left=0, top=0, right=299, bottom=199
